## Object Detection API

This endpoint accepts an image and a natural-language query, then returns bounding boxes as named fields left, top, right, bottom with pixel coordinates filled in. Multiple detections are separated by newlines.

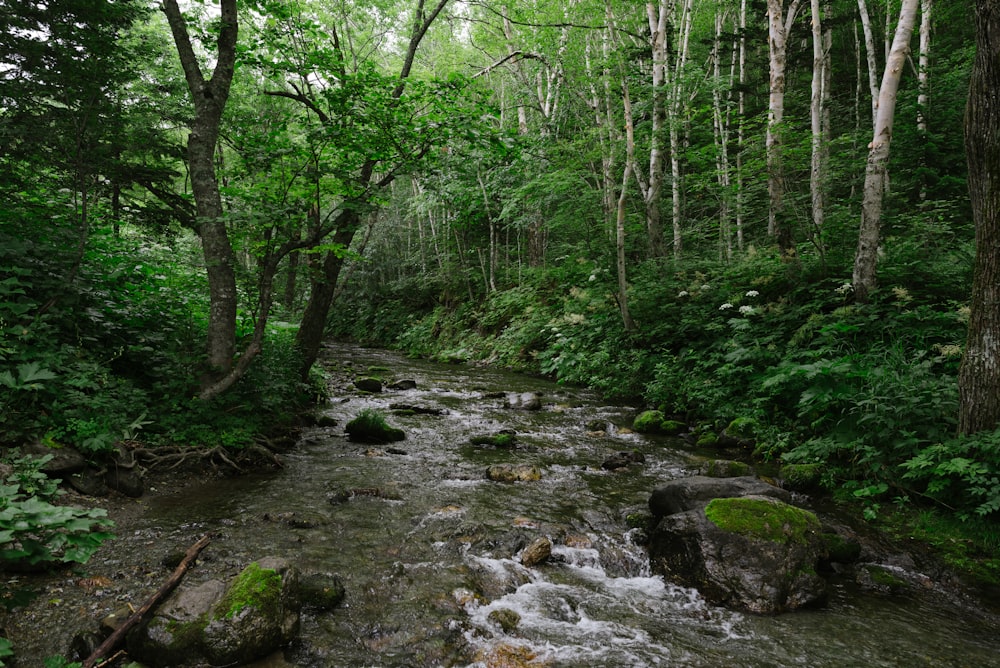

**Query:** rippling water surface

left=16, top=342, right=1000, bottom=667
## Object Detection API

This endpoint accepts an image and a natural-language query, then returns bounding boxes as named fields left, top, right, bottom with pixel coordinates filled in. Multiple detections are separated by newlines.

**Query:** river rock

left=505, top=392, right=542, bottom=411
left=520, top=536, right=553, bottom=567
left=601, top=450, right=645, bottom=470
left=127, top=557, right=301, bottom=667
left=297, top=572, right=346, bottom=610
left=699, top=459, right=752, bottom=478
left=21, top=440, right=87, bottom=476
left=388, top=379, right=417, bottom=390
left=648, top=495, right=828, bottom=613
left=486, top=464, right=541, bottom=483
left=649, top=476, right=790, bottom=517
left=354, top=377, right=383, bottom=393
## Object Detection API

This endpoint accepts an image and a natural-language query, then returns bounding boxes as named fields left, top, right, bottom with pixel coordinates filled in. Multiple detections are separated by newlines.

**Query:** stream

left=6, top=342, right=1000, bottom=666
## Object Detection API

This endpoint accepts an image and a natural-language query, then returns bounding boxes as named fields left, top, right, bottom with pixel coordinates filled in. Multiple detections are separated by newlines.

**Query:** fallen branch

left=82, top=534, right=212, bottom=668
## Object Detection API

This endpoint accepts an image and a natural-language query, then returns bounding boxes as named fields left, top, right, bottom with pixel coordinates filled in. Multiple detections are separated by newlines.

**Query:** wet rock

left=601, top=450, right=645, bottom=470
left=105, top=467, right=144, bottom=498
left=648, top=495, right=828, bottom=614
left=488, top=608, right=522, bottom=633
left=717, top=417, right=760, bottom=448
left=101, top=605, right=133, bottom=635
left=649, top=476, right=790, bottom=517
left=389, top=402, right=446, bottom=415
left=486, top=464, right=541, bottom=483
left=314, top=414, right=339, bottom=428
left=505, top=392, right=542, bottom=411
left=21, top=440, right=87, bottom=476
left=857, top=564, right=912, bottom=594
left=69, top=630, right=103, bottom=662
left=345, top=410, right=405, bottom=443
left=67, top=467, right=109, bottom=496
left=127, top=557, right=301, bottom=667
left=297, top=572, right=345, bottom=610
left=585, top=419, right=608, bottom=433
left=470, top=432, right=518, bottom=448
left=261, top=511, right=326, bottom=529
left=632, top=411, right=686, bottom=436
left=520, top=536, right=553, bottom=567
left=354, top=377, right=383, bottom=393
left=388, top=379, right=417, bottom=390
left=700, top=459, right=752, bottom=478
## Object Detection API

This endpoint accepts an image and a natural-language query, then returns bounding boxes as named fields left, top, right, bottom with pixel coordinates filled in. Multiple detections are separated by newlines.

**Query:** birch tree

left=766, top=0, right=804, bottom=259
left=958, top=0, right=1000, bottom=434
left=852, top=0, right=919, bottom=303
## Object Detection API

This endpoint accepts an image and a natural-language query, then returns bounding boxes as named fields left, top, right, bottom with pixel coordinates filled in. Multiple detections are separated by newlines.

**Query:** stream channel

left=7, top=342, right=1000, bottom=666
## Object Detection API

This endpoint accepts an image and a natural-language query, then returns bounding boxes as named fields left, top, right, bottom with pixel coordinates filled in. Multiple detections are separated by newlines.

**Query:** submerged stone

left=487, top=464, right=541, bottom=483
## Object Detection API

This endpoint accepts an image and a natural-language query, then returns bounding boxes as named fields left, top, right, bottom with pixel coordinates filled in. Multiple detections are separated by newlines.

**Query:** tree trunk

left=766, top=0, right=803, bottom=259
left=296, top=218, right=359, bottom=376
left=852, top=0, right=919, bottom=303
left=857, top=0, right=880, bottom=131
left=162, top=0, right=239, bottom=387
left=809, top=0, right=826, bottom=243
left=958, top=0, right=1000, bottom=435
left=917, top=0, right=933, bottom=200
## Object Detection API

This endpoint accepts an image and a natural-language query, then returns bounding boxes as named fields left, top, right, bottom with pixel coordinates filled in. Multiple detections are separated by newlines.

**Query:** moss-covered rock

left=858, top=564, right=909, bottom=594
left=354, top=377, right=384, bottom=393
left=725, top=417, right=760, bottom=440
left=345, top=409, right=405, bottom=443
left=701, top=459, right=752, bottom=478
left=695, top=431, right=719, bottom=448
left=704, top=496, right=821, bottom=546
left=661, top=419, right=687, bottom=436
left=781, top=463, right=824, bottom=491
left=633, top=410, right=666, bottom=433
left=488, top=608, right=522, bottom=633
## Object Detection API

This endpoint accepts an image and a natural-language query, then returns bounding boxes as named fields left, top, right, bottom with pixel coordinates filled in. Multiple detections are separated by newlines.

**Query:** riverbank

left=4, top=343, right=1000, bottom=666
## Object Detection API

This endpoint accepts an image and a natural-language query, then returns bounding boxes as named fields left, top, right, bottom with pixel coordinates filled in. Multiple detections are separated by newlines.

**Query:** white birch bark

left=852, top=0, right=920, bottom=302
left=766, top=0, right=804, bottom=257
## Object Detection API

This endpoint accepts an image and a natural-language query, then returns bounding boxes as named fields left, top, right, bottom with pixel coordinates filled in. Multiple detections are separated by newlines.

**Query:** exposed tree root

left=133, top=443, right=282, bottom=474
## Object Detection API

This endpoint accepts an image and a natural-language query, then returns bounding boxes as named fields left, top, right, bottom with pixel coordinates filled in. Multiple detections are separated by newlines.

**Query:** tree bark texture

left=852, top=0, right=919, bottom=303
left=766, top=0, right=802, bottom=259
left=162, top=0, right=239, bottom=384
left=959, top=0, right=1000, bottom=435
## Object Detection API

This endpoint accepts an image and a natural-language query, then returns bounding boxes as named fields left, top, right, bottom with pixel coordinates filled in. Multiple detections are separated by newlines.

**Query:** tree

left=852, top=0, right=920, bottom=303
left=161, top=0, right=240, bottom=393
left=958, top=0, right=1000, bottom=435
left=765, top=0, right=804, bottom=259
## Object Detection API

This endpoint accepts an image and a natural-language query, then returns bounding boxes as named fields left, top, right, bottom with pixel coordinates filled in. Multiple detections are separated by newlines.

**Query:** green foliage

left=0, top=455, right=114, bottom=568
left=704, top=497, right=821, bottom=545
left=901, top=429, right=1000, bottom=519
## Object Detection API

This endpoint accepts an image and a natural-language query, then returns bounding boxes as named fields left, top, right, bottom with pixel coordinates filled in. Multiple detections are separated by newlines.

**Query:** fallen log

left=82, top=533, right=212, bottom=668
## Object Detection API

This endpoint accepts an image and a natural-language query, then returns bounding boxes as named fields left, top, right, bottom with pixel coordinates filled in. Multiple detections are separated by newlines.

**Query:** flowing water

left=7, top=342, right=1000, bottom=666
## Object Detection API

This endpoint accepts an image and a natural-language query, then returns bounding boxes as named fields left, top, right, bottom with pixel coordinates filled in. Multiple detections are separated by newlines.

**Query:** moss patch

left=345, top=409, right=405, bottom=443
left=781, top=463, right=823, bottom=491
left=633, top=410, right=666, bottom=434
left=215, top=562, right=282, bottom=620
left=704, top=497, right=820, bottom=545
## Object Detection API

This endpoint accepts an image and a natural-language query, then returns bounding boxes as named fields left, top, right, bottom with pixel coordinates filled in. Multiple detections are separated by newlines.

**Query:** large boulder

left=127, top=557, right=301, bottom=666
left=649, top=475, right=790, bottom=517
left=648, top=495, right=828, bottom=613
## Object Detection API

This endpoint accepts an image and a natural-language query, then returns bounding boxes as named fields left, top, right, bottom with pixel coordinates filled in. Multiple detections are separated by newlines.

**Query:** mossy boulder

left=780, top=463, right=824, bottom=491
left=345, top=409, right=405, bottom=443
left=703, top=497, right=821, bottom=546
left=648, top=491, right=828, bottom=613
left=701, top=459, right=752, bottom=478
left=633, top=410, right=666, bottom=433
left=127, top=558, right=301, bottom=666
left=719, top=417, right=760, bottom=447
left=661, top=420, right=687, bottom=436
left=695, top=431, right=719, bottom=448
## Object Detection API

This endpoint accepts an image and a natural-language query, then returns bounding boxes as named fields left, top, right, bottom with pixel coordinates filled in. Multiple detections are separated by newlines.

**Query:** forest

left=2, top=0, right=1000, bottom=654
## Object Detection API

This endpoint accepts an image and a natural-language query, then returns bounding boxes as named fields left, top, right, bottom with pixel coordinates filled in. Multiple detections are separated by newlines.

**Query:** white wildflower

left=701, top=284, right=711, bottom=290
left=677, top=290, right=689, bottom=298
left=745, top=290, right=759, bottom=298
left=739, top=305, right=755, bottom=315
left=719, top=303, right=734, bottom=310
left=834, top=283, right=854, bottom=295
